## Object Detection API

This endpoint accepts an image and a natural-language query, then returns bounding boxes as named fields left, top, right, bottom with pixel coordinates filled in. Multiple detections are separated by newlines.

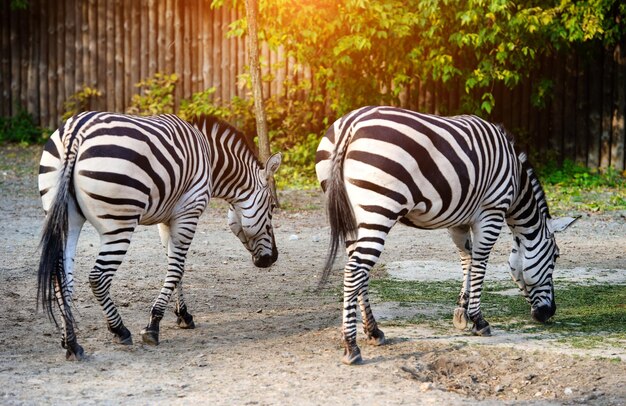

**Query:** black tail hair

left=319, top=144, right=358, bottom=288
left=37, top=176, right=70, bottom=327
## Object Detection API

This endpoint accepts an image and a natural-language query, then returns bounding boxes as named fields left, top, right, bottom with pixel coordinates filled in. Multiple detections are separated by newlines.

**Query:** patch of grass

left=370, top=278, right=626, bottom=342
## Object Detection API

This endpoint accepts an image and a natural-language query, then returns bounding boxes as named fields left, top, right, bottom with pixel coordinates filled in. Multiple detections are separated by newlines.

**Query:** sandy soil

left=1, top=147, right=625, bottom=405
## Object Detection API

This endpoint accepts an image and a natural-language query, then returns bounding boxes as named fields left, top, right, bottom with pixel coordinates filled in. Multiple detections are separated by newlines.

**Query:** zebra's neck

left=191, top=116, right=262, bottom=203
left=507, top=159, right=551, bottom=243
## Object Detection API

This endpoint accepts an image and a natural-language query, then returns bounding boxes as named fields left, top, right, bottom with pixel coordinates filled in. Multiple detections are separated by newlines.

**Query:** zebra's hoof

left=65, top=343, right=85, bottom=361
left=176, top=314, right=195, bottom=329
left=111, top=324, right=133, bottom=345
left=453, top=307, right=469, bottom=330
left=342, top=342, right=362, bottom=365
left=366, top=328, right=385, bottom=346
left=141, top=328, right=160, bottom=346
left=471, top=317, right=492, bottom=336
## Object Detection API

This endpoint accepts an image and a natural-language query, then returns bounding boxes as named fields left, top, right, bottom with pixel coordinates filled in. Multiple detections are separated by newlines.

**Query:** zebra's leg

left=174, top=281, right=195, bottom=329
left=358, top=284, right=385, bottom=346
left=157, top=223, right=195, bottom=329
left=342, top=228, right=390, bottom=365
left=142, top=214, right=200, bottom=345
left=88, top=230, right=134, bottom=346
left=467, top=212, right=505, bottom=336
left=448, top=225, right=472, bottom=330
left=55, top=199, right=86, bottom=360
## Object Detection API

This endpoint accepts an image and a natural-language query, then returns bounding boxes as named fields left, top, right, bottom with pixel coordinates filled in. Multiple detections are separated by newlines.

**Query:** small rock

left=289, top=234, right=299, bottom=241
left=564, top=387, right=573, bottom=396
left=256, top=308, right=263, bottom=313
left=494, top=385, right=504, bottom=393
left=311, top=235, right=321, bottom=242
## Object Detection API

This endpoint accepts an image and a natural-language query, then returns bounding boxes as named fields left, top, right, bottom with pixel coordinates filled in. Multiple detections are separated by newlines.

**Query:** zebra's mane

left=519, top=153, right=552, bottom=219
left=188, top=114, right=261, bottom=166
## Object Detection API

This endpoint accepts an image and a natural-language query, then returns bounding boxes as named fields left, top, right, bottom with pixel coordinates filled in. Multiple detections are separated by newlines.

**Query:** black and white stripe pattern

left=315, top=106, right=576, bottom=364
left=38, top=111, right=281, bottom=360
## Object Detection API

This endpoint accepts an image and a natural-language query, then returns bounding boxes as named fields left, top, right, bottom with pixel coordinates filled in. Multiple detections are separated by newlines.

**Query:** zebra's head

left=508, top=216, right=577, bottom=323
left=228, top=153, right=282, bottom=268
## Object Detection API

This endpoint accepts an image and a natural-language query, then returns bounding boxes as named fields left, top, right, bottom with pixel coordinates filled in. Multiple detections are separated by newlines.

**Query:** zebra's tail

left=319, top=139, right=358, bottom=288
left=37, top=121, right=82, bottom=327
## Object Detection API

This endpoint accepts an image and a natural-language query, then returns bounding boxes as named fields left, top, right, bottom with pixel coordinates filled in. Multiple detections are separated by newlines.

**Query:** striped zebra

left=315, top=106, right=576, bottom=364
left=38, top=111, right=281, bottom=360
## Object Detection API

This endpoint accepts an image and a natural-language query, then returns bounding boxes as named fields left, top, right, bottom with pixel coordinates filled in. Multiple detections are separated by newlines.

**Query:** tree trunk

left=244, top=0, right=278, bottom=204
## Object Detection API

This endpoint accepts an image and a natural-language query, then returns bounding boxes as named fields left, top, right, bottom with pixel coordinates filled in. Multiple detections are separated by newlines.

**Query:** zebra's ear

left=548, top=216, right=579, bottom=234
left=263, top=152, right=282, bottom=179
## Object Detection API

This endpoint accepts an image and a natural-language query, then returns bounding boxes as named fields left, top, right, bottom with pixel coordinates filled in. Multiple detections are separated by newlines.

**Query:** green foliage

left=537, top=159, right=626, bottom=214
left=247, top=0, right=626, bottom=116
left=62, top=86, right=102, bottom=121
left=178, top=88, right=231, bottom=122
left=10, top=0, right=29, bottom=10
left=127, top=73, right=178, bottom=116
left=0, top=106, right=46, bottom=145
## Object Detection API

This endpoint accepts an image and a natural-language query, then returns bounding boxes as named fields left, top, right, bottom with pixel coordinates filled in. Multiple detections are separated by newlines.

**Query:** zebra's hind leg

left=89, top=231, right=134, bottom=346
left=158, top=223, right=195, bottom=330
left=448, top=225, right=472, bottom=330
left=341, top=229, right=390, bottom=365
left=142, top=214, right=200, bottom=345
left=358, top=289, right=385, bottom=346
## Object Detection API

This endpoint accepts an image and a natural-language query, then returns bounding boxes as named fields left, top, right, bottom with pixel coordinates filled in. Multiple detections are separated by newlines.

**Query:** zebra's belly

left=400, top=207, right=473, bottom=230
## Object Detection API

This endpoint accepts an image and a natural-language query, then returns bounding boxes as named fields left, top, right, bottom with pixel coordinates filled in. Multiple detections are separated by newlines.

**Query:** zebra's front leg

left=465, top=213, right=505, bottom=336
left=174, top=281, right=195, bottom=329
left=448, top=225, right=472, bottom=330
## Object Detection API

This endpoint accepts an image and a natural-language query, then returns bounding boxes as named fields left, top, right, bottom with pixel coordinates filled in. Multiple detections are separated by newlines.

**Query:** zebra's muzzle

left=531, top=302, right=556, bottom=323
left=253, top=252, right=276, bottom=268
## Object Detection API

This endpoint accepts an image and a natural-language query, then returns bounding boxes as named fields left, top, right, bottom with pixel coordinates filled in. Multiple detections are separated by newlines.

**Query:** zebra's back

left=39, top=112, right=212, bottom=228
left=315, top=106, right=519, bottom=229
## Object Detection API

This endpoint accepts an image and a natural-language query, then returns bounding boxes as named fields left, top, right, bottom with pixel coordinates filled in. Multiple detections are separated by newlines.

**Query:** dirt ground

left=1, top=146, right=625, bottom=405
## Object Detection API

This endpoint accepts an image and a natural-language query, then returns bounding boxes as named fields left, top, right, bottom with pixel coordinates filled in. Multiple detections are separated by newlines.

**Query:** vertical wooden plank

left=87, top=0, right=97, bottom=89
left=236, top=6, right=246, bottom=98
left=202, top=2, right=212, bottom=92
left=221, top=4, right=230, bottom=101
left=130, top=0, right=141, bottom=106
left=563, top=52, right=577, bottom=162
left=148, top=0, right=157, bottom=78
left=65, top=0, right=76, bottom=104
left=600, top=46, right=614, bottom=169
left=123, top=1, right=132, bottom=108
left=105, top=0, right=114, bottom=111
left=261, top=41, right=270, bottom=98
left=79, top=0, right=89, bottom=87
left=10, top=3, right=21, bottom=114
left=229, top=6, right=237, bottom=101
left=173, top=0, right=182, bottom=105
left=550, top=54, right=565, bottom=163
left=610, top=42, right=625, bottom=170
left=165, top=0, right=174, bottom=75
left=0, top=0, right=10, bottom=117
left=38, top=0, right=49, bottom=126
left=276, top=45, right=286, bottom=99
left=212, top=5, right=222, bottom=99
left=157, top=0, right=166, bottom=73
left=114, top=0, right=123, bottom=112
left=96, top=0, right=107, bottom=110
left=56, top=0, right=66, bottom=122
left=140, top=0, right=148, bottom=82
left=182, top=0, right=191, bottom=97
left=47, top=0, right=58, bottom=124
left=587, top=45, right=603, bottom=169
left=527, top=73, right=539, bottom=157
left=190, top=0, right=198, bottom=94
left=520, top=76, right=531, bottom=152
left=25, top=0, right=39, bottom=119
left=575, top=49, right=589, bottom=165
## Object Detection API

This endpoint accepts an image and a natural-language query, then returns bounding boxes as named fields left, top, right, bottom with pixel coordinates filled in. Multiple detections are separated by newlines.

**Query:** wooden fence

left=1, top=0, right=625, bottom=170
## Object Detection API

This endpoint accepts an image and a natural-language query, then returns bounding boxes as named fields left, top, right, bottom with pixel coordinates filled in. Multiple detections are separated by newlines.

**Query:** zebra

left=315, top=106, right=576, bottom=365
left=38, top=111, right=281, bottom=360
